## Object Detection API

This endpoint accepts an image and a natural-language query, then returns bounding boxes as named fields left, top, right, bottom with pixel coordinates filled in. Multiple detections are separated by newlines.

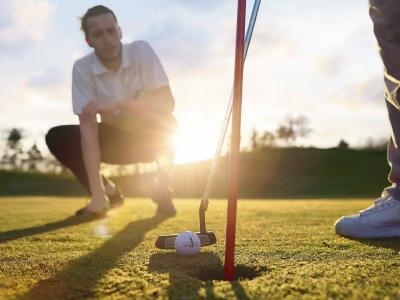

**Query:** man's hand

left=81, top=100, right=118, bottom=117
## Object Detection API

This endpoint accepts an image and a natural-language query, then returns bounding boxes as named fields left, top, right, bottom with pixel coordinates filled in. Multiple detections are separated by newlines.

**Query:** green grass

left=0, top=197, right=399, bottom=299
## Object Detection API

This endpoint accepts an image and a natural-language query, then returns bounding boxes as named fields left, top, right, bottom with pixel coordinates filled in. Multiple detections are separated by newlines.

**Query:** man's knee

left=45, top=126, right=77, bottom=159
left=45, top=125, right=85, bottom=172
left=45, top=127, right=60, bottom=154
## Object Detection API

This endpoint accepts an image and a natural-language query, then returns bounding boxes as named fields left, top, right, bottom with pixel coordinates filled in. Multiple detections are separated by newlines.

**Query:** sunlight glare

left=173, top=126, right=217, bottom=164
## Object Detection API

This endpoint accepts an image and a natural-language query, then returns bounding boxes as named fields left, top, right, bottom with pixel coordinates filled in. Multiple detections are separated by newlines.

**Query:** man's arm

left=118, top=85, right=174, bottom=114
left=94, top=85, right=175, bottom=129
left=78, top=111, right=106, bottom=207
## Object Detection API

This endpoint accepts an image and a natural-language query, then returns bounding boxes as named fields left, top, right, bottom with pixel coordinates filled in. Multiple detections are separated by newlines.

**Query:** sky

left=0, top=0, right=390, bottom=164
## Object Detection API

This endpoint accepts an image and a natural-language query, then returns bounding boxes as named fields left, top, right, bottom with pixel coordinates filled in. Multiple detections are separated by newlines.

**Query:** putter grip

left=199, top=198, right=208, bottom=234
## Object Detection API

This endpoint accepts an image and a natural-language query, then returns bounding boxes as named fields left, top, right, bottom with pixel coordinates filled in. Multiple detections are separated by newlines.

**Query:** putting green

left=0, top=197, right=399, bottom=299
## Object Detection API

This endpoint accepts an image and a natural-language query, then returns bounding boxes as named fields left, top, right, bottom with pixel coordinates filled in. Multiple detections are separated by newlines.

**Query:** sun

left=173, top=125, right=217, bottom=164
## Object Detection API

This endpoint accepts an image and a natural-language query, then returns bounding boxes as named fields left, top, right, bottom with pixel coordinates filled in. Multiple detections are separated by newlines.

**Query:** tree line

left=249, top=114, right=312, bottom=150
left=0, top=128, right=64, bottom=173
left=0, top=114, right=387, bottom=174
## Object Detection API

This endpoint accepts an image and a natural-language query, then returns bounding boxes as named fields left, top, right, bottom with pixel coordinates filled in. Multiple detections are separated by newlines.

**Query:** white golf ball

left=174, top=231, right=201, bottom=255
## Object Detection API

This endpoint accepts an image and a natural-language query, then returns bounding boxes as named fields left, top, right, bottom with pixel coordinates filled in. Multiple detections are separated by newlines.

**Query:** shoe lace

left=360, top=196, right=395, bottom=216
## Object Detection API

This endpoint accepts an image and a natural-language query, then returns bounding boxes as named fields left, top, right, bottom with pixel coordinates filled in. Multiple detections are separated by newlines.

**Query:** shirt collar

left=91, top=43, right=130, bottom=75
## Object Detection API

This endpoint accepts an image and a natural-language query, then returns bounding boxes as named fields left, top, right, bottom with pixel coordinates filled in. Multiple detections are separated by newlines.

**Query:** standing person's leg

left=335, top=0, right=400, bottom=238
left=370, top=0, right=400, bottom=197
left=384, top=102, right=400, bottom=198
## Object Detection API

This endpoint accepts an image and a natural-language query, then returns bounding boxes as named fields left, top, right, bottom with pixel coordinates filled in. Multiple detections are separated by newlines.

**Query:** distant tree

left=42, top=155, right=67, bottom=174
left=0, top=128, right=24, bottom=170
left=363, top=137, right=387, bottom=151
left=337, top=139, right=350, bottom=149
left=22, top=143, right=44, bottom=171
left=276, top=124, right=295, bottom=145
left=293, top=115, right=312, bottom=138
left=249, top=129, right=276, bottom=151
left=260, top=131, right=276, bottom=148
left=275, top=115, right=312, bottom=146
left=250, top=128, right=260, bottom=151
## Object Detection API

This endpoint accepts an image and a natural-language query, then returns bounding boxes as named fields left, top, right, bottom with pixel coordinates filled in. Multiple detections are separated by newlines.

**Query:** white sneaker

left=335, top=196, right=400, bottom=238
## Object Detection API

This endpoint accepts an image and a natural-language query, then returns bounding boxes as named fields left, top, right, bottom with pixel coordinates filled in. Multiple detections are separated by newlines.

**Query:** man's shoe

left=108, top=185, right=125, bottom=209
left=102, top=175, right=124, bottom=209
left=152, top=187, right=176, bottom=216
left=335, top=196, right=400, bottom=238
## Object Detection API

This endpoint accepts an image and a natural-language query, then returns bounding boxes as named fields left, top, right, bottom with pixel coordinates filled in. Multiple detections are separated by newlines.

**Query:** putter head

left=155, top=231, right=217, bottom=249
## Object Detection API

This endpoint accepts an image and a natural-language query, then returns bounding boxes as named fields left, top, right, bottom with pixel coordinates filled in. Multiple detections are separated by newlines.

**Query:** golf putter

left=155, top=0, right=262, bottom=249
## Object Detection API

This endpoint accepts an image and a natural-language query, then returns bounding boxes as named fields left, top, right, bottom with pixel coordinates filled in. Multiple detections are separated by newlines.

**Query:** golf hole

left=193, top=264, right=268, bottom=281
left=149, top=253, right=268, bottom=282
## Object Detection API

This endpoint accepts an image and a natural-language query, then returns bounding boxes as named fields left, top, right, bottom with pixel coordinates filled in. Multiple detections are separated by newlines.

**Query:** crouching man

left=46, top=5, right=176, bottom=217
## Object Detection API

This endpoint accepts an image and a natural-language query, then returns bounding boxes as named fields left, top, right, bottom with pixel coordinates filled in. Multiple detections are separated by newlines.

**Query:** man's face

left=86, top=13, right=122, bottom=62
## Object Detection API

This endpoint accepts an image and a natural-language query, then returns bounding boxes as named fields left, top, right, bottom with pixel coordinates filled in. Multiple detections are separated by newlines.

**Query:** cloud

left=0, top=67, right=74, bottom=142
left=0, top=0, right=55, bottom=53
left=0, top=66, right=71, bottom=125
left=22, top=67, right=71, bottom=104
left=158, top=0, right=224, bottom=11
left=316, top=25, right=379, bottom=76
left=123, top=1, right=234, bottom=76
left=26, top=67, right=65, bottom=89
left=317, top=53, right=346, bottom=76
left=250, top=24, right=299, bottom=58
left=144, top=19, right=211, bottom=68
left=331, top=77, right=385, bottom=109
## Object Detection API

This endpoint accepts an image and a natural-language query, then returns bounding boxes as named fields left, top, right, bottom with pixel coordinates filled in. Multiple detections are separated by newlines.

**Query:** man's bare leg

left=77, top=114, right=109, bottom=214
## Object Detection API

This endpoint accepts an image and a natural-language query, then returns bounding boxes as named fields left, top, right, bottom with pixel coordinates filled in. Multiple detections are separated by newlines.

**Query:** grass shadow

left=350, top=237, right=400, bottom=252
left=21, top=213, right=170, bottom=299
left=149, top=252, right=219, bottom=299
left=149, top=252, right=268, bottom=299
left=0, top=215, right=100, bottom=243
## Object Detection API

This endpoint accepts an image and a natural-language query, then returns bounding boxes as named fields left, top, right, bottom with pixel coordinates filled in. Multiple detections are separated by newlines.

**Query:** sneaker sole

left=336, top=224, right=400, bottom=238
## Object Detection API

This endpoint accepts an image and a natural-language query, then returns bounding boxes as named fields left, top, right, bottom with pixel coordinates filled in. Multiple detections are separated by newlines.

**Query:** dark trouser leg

left=153, top=147, right=175, bottom=196
left=385, top=101, right=400, bottom=198
left=46, top=121, right=176, bottom=197
left=46, top=125, right=90, bottom=193
left=370, top=0, right=400, bottom=198
left=120, top=114, right=177, bottom=201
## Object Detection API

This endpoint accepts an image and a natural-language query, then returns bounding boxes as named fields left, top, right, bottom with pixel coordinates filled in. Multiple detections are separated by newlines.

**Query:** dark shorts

left=46, top=115, right=177, bottom=165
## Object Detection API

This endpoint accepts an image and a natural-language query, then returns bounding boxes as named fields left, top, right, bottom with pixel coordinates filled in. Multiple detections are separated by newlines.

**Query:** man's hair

left=80, top=5, right=117, bottom=37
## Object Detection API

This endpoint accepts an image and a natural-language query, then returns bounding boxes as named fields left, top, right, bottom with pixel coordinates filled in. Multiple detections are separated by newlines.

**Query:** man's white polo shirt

left=72, top=40, right=169, bottom=115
